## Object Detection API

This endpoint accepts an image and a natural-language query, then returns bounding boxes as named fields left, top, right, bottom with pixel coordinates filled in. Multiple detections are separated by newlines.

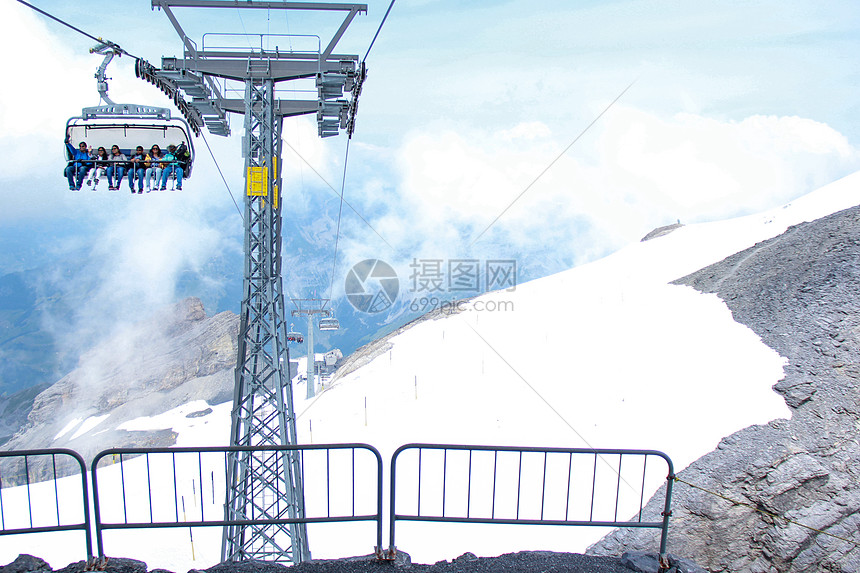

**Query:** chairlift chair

left=64, top=106, right=195, bottom=177
left=287, top=324, right=304, bottom=344
left=318, top=317, right=340, bottom=331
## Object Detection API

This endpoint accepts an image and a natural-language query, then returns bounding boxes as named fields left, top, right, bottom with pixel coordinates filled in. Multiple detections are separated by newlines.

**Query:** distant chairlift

left=318, top=316, right=340, bottom=331
left=287, top=324, right=304, bottom=344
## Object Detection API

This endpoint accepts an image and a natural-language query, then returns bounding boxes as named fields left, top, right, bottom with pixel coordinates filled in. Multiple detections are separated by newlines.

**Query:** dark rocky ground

left=1, top=551, right=706, bottom=573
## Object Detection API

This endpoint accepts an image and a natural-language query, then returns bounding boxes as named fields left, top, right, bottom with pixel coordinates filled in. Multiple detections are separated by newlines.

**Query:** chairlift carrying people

left=64, top=41, right=195, bottom=190
left=287, top=324, right=304, bottom=344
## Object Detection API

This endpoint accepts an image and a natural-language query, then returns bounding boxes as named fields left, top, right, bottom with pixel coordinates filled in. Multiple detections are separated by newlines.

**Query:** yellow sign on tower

left=247, top=166, right=268, bottom=196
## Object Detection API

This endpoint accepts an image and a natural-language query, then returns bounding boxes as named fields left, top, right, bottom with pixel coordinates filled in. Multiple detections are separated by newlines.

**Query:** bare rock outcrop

left=589, top=205, right=860, bottom=571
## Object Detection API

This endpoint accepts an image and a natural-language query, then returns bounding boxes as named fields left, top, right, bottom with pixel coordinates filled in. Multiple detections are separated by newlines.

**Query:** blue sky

left=1, top=0, right=859, bottom=351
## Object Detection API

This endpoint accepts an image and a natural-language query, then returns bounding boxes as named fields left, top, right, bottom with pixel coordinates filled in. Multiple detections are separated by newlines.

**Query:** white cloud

left=335, top=107, right=859, bottom=286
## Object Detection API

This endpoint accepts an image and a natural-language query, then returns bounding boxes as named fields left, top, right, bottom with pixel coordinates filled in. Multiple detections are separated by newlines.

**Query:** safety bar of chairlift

left=65, top=161, right=186, bottom=190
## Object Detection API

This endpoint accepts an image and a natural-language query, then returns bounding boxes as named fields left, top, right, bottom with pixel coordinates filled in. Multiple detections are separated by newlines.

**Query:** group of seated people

left=64, top=138, right=189, bottom=193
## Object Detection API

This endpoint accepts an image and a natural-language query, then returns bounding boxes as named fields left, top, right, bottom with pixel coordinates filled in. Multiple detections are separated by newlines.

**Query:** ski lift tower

left=151, top=1, right=366, bottom=564
left=291, top=298, right=334, bottom=399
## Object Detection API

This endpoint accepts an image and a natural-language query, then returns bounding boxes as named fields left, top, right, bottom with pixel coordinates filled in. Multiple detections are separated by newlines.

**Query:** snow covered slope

left=3, top=171, right=858, bottom=572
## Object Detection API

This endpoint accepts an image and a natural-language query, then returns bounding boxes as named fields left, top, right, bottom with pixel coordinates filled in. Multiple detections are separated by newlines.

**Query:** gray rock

left=55, top=557, right=147, bottom=573
left=590, top=205, right=860, bottom=572
left=0, top=555, right=52, bottom=573
left=451, top=553, right=477, bottom=563
left=620, top=551, right=661, bottom=572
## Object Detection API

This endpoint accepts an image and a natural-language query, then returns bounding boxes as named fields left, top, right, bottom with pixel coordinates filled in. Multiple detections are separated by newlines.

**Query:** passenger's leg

left=65, top=165, right=76, bottom=190
left=77, top=166, right=90, bottom=189
left=159, top=166, right=171, bottom=190
left=116, top=166, right=125, bottom=190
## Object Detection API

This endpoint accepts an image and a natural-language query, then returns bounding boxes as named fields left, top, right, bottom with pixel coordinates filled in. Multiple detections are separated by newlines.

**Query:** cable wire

left=320, top=0, right=397, bottom=299
left=16, top=0, right=139, bottom=58
left=364, top=0, right=396, bottom=62
left=327, top=138, right=351, bottom=300
left=200, top=131, right=244, bottom=222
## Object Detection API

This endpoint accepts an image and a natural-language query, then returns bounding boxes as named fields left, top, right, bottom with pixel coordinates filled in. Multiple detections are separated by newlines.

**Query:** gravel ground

left=2, top=551, right=697, bottom=573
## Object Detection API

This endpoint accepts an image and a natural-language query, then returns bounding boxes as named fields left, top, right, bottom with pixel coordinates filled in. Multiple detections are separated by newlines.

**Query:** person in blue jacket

left=64, top=137, right=92, bottom=190
left=158, top=143, right=185, bottom=191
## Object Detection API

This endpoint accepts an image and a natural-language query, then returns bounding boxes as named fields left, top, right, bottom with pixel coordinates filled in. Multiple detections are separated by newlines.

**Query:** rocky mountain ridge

left=1, top=298, right=237, bottom=482
left=589, top=204, right=860, bottom=571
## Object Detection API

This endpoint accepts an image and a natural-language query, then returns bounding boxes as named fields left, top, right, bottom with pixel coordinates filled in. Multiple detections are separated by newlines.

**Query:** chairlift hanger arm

left=154, top=2, right=226, bottom=105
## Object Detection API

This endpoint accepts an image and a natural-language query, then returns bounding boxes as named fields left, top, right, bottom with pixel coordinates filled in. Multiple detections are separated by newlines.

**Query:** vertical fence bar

left=659, top=458, right=676, bottom=564
left=589, top=453, right=597, bottom=521
left=24, top=456, right=33, bottom=529
left=389, top=444, right=407, bottom=555
left=515, top=451, right=523, bottom=520
left=417, top=448, right=423, bottom=517
left=638, top=455, right=648, bottom=522
left=52, top=454, right=61, bottom=526
left=198, top=452, right=205, bottom=520
left=119, top=454, right=129, bottom=524
left=614, top=454, right=623, bottom=522
left=300, top=449, right=307, bottom=522
left=326, top=449, right=331, bottom=518
left=565, top=451, right=573, bottom=521
left=491, top=450, right=497, bottom=519
left=442, top=449, right=448, bottom=518
left=0, top=470, right=5, bottom=530
left=466, top=449, right=472, bottom=519
left=172, top=452, right=180, bottom=523
left=146, top=454, right=154, bottom=523
left=540, top=452, right=548, bottom=520
left=79, top=454, right=94, bottom=564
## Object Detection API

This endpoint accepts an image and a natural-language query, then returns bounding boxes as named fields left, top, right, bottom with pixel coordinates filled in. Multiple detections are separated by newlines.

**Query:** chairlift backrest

left=318, top=318, right=339, bottom=331
left=64, top=106, right=195, bottom=177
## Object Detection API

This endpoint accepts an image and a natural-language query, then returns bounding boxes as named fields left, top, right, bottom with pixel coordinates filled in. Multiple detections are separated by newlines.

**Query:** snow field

left=2, top=171, right=858, bottom=571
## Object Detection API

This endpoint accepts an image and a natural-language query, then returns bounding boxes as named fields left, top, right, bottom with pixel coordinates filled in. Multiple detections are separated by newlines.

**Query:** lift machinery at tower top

left=146, top=0, right=368, bottom=564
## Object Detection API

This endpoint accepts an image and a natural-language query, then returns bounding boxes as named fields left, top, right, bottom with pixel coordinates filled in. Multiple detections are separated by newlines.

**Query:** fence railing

left=0, top=449, right=93, bottom=564
left=90, top=444, right=383, bottom=562
left=0, top=443, right=674, bottom=567
left=388, top=444, right=674, bottom=564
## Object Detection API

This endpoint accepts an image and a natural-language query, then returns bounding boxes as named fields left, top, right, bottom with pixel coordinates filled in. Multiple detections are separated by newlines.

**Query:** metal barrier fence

left=90, top=444, right=383, bottom=562
left=0, top=449, right=93, bottom=564
left=0, top=443, right=674, bottom=566
left=388, top=444, right=674, bottom=564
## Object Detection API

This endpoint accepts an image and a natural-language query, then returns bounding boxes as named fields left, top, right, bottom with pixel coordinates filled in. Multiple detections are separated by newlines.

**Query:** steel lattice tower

left=151, top=1, right=366, bottom=563
left=222, top=77, right=310, bottom=562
